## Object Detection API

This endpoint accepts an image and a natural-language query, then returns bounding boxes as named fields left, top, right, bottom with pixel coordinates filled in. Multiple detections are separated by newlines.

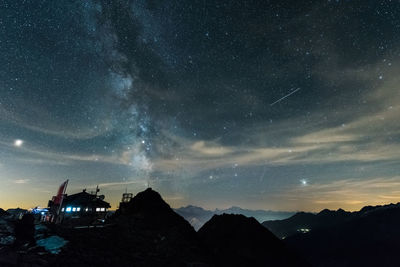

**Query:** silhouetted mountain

left=175, top=206, right=215, bottom=230
left=285, top=203, right=400, bottom=267
left=198, top=214, right=309, bottom=267
left=216, top=206, right=294, bottom=222
left=262, top=208, right=353, bottom=238
left=176, top=205, right=293, bottom=231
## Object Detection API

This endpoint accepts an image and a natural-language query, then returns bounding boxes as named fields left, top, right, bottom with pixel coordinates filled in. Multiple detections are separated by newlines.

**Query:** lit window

left=61, top=208, right=64, bottom=212
left=66, top=207, right=72, bottom=212
left=85, top=208, right=88, bottom=212
left=72, top=207, right=76, bottom=212
left=77, top=207, right=81, bottom=211
left=96, top=207, right=100, bottom=212
left=100, top=208, right=105, bottom=212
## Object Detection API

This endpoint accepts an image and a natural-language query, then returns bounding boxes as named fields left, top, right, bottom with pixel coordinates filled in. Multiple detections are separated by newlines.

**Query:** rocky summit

left=198, top=214, right=309, bottom=267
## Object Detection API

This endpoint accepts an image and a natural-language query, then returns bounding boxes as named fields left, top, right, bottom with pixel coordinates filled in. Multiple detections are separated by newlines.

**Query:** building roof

left=63, top=191, right=111, bottom=208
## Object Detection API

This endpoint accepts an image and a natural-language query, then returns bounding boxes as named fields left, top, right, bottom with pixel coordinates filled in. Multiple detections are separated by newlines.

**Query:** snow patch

left=37, top=235, right=68, bottom=254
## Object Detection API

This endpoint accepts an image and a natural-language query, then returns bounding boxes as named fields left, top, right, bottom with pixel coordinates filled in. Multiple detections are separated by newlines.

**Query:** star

left=2, top=0, right=400, bottom=213
left=14, top=139, right=24, bottom=147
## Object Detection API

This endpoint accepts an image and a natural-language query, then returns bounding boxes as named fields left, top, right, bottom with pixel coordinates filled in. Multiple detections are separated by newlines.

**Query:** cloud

left=13, top=179, right=30, bottom=184
left=96, top=180, right=147, bottom=189
left=5, top=55, right=400, bottom=183
left=0, top=101, right=113, bottom=140
left=292, top=128, right=359, bottom=144
left=0, top=138, right=129, bottom=167
left=149, top=58, right=400, bottom=186
left=190, top=141, right=233, bottom=156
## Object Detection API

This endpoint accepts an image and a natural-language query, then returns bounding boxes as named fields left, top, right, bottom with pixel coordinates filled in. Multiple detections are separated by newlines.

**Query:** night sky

left=1, top=0, right=400, bottom=211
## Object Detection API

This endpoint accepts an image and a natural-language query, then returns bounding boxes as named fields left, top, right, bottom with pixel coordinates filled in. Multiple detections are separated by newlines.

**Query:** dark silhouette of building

left=48, top=187, right=111, bottom=226
left=59, top=189, right=111, bottom=225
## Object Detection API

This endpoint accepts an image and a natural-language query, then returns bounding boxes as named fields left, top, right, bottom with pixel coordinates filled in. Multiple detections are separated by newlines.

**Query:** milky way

left=1, top=0, right=400, bottom=211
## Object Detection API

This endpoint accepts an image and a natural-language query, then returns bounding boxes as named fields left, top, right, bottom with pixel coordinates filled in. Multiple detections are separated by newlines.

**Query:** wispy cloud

left=190, top=141, right=233, bottom=156
left=94, top=180, right=147, bottom=189
left=159, top=58, right=399, bottom=164
left=0, top=101, right=113, bottom=140
left=13, top=179, right=30, bottom=184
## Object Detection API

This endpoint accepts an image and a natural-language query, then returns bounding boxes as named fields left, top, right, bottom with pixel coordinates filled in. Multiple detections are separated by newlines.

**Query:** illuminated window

left=96, top=207, right=100, bottom=212
left=85, top=208, right=88, bottom=212
left=61, top=208, right=64, bottom=212
left=66, top=207, right=72, bottom=212
left=100, top=207, right=105, bottom=212
left=72, top=207, right=76, bottom=212
left=77, top=207, right=81, bottom=212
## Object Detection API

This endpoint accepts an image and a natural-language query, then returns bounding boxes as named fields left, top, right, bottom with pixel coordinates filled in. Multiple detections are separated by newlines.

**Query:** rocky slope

left=198, top=214, right=309, bottom=267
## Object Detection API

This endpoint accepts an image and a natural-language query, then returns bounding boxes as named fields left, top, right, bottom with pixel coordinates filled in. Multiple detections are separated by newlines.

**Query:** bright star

left=300, top=179, right=308, bottom=186
left=14, top=139, right=24, bottom=147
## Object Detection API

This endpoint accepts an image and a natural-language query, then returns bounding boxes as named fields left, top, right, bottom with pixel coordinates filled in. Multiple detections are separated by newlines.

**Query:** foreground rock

left=0, top=208, right=9, bottom=217
left=14, top=214, right=35, bottom=246
left=198, top=214, right=309, bottom=267
left=0, top=213, right=15, bottom=246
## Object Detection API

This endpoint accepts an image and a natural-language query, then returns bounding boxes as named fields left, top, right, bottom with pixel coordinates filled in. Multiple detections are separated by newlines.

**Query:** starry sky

left=1, top=0, right=400, bottom=211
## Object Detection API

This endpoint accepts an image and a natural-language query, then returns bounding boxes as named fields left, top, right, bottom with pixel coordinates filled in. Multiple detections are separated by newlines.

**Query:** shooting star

left=270, top=88, right=301, bottom=106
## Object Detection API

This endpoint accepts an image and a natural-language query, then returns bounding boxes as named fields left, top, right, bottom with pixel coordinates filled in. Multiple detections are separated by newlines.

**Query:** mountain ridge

left=175, top=205, right=294, bottom=230
left=284, top=202, right=400, bottom=267
left=262, top=202, right=400, bottom=239
left=198, top=213, right=309, bottom=267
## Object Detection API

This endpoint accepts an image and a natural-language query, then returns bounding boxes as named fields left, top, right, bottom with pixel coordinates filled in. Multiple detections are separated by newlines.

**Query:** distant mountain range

left=262, top=204, right=400, bottom=239
left=3, top=189, right=400, bottom=266
left=263, top=203, right=400, bottom=267
left=262, top=208, right=351, bottom=238
left=175, top=205, right=294, bottom=230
